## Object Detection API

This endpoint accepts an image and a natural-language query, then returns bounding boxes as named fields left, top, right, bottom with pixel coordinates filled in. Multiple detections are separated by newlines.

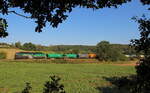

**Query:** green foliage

left=0, top=52, right=6, bottom=59
left=108, top=50, right=128, bottom=61
left=131, top=17, right=150, bottom=56
left=43, top=76, right=65, bottom=93
left=0, top=18, right=8, bottom=37
left=49, top=45, right=96, bottom=53
left=0, top=42, right=11, bottom=48
left=131, top=17, right=150, bottom=93
left=96, top=41, right=128, bottom=61
left=66, top=49, right=79, bottom=54
left=22, top=83, right=32, bottom=93
left=22, top=42, right=36, bottom=51
left=111, top=44, right=137, bottom=55
left=96, top=41, right=110, bottom=61
left=15, top=42, right=22, bottom=49
left=12, top=42, right=96, bottom=52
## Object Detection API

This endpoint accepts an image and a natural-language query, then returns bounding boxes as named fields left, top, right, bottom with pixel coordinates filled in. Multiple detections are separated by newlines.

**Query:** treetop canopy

left=0, top=0, right=149, bottom=37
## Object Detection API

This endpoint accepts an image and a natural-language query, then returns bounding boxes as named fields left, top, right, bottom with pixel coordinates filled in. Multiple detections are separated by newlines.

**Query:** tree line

left=0, top=41, right=136, bottom=55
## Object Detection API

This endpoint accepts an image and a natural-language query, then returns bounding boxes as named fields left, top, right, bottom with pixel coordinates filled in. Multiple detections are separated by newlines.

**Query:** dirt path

left=114, top=63, right=136, bottom=66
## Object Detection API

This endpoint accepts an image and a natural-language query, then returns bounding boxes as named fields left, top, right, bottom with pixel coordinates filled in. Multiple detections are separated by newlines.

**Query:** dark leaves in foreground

left=0, top=0, right=132, bottom=37
left=43, top=75, right=65, bottom=93
left=21, top=83, right=32, bottom=93
left=0, top=18, right=8, bottom=37
left=131, top=17, right=150, bottom=57
left=131, top=17, right=150, bottom=93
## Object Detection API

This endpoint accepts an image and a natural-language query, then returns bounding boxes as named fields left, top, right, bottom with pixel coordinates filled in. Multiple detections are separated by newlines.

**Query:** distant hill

left=48, top=45, right=96, bottom=53
left=48, top=44, right=134, bottom=54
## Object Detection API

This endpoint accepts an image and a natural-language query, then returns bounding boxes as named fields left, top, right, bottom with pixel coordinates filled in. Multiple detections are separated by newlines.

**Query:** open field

left=0, top=61, right=136, bottom=93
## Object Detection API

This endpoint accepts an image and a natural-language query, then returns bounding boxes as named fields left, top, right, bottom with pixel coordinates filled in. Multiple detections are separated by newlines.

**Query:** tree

left=131, top=17, right=150, bottom=93
left=96, top=41, right=110, bottom=61
left=140, top=0, right=150, bottom=5
left=15, top=41, right=22, bottom=49
left=22, top=42, right=36, bottom=51
left=96, top=41, right=127, bottom=61
left=0, top=0, right=133, bottom=37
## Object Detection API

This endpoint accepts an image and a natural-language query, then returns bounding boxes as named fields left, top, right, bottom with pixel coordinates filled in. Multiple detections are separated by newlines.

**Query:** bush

left=0, top=52, right=6, bottom=59
left=43, top=75, right=65, bottom=93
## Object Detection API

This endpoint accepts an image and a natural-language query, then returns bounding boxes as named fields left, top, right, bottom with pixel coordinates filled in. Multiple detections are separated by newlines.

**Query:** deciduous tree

left=96, top=41, right=127, bottom=61
left=131, top=16, right=150, bottom=93
left=22, top=42, right=36, bottom=51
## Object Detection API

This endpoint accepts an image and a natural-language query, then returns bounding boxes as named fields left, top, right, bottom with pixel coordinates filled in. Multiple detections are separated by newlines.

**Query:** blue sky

left=0, top=0, right=149, bottom=45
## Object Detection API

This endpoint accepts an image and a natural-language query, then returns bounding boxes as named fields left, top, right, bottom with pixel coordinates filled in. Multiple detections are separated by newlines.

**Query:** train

left=15, top=52, right=97, bottom=59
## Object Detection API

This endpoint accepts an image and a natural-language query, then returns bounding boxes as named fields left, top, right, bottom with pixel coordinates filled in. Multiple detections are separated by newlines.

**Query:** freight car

left=47, top=54, right=64, bottom=59
left=15, top=52, right=46, bottom=59
left=64, top=54, right=78, bottom=59
left=78, top=54, right=89, bottom=59
left=15, top=52, right=33, bottom=59
left=32, top=52, right=47, bottom=59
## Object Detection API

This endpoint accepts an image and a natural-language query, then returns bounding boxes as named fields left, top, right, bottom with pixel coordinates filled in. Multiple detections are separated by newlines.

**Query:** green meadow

left=0, top=62, right=135, bottom=93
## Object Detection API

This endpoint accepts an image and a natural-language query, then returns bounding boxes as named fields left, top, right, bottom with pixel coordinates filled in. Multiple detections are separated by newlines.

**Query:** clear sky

left=0, top=0, right=149, bottom=46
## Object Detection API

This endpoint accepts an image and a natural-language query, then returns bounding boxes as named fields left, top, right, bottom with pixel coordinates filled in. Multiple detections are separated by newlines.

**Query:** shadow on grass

left=96, top=86, right=128, bottom=93
left=96, top=76, right=136, bottom=93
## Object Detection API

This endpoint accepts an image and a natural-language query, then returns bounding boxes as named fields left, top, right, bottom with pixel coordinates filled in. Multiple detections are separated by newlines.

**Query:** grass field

left=0, top=61, right=136, bottom=93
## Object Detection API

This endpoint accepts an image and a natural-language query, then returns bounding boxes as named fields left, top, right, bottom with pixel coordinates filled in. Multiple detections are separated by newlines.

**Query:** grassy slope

left=0, top=62, right=135, bottom=93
